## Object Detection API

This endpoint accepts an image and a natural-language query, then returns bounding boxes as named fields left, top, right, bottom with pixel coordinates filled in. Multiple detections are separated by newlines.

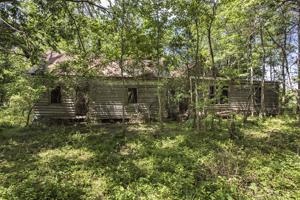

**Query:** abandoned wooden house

left=31, top=52, right=279, bottom=122
left=167, top=77, right=279, bottom=119
left=30, top=52, right=167, bottom=122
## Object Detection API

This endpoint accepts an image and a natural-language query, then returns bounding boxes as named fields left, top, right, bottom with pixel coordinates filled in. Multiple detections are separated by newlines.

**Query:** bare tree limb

left=63, top=1, right=87, bottom=54
left=0, top=17, right=24, bottom=33
left=265, top=27, right=292, bottom=86
left=65, top=0, right=110, bottom=13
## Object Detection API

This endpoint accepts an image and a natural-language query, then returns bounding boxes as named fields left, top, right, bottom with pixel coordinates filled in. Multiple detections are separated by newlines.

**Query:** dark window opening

left=128, top=88, right=138, bottom=104
left=255, top=87, right=262, bottom=105
left=209, top=86, right=215, bottom=99
left=208, top=85, right=229, bottom=104
left=50, top=86, right=62, bottom=104
left=179, top=98, right=189, bottom=113
left=220, top=86, right=229, bottom=104
left=169, top=89, right=176, bottom=96
left=0, top=90, right=5, bottom=106
left=75, top=87, right=88, bottom=116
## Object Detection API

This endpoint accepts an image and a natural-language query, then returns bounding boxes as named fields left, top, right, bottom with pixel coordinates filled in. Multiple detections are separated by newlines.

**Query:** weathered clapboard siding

left=33, top=78, right=165, bottom=121
left=88, top=79, right=162, bottom=120
left=199, top=81, right=279, bottom=114
left=229, top=84, right=252, bottom=112
left=33, top=76, right=279, bottom=121
left=259, top=83, right=279, bottom=114
left=218, top=82, right=278, bottom=114
left=34, top=91, right=76, bottom=119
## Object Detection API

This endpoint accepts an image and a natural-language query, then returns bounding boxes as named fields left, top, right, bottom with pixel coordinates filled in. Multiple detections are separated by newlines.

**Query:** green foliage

left=0, top=118, right=299, bottom=199
left=0, top=0, right=299, bottom=197
left=1, top=0, right=299, bottom=123
left=0, top=52, right=47, bottom=126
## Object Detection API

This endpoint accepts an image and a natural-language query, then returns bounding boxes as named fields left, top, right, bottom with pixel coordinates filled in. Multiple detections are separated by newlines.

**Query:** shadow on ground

left=0, top=118, right=299, bottom=199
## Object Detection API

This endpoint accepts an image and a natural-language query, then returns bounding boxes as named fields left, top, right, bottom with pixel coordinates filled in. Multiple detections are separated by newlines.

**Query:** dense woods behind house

left=0, top=0, right=300, bottom=199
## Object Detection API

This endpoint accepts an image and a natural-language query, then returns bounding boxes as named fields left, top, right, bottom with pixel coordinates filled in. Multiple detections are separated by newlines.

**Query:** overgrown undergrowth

left=0, top=117, right=299, bottom=199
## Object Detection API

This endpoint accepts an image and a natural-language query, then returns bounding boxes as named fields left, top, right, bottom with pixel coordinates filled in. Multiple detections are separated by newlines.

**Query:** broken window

left=50, top=86, right=62, bottom=104
left=128, top=88, right=138, bottom=104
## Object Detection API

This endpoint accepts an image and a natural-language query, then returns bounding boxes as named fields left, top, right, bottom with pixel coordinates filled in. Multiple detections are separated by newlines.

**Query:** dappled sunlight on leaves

left=38, top=146, right=95, bottom=164
left=0, top=118, right=299, bottom=199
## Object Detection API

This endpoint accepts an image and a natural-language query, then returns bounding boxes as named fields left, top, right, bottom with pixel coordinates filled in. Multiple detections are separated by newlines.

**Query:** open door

left=75, top=87, right=88, bottom=117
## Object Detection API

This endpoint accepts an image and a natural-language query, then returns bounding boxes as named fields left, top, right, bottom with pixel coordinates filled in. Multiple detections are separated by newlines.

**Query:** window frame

left=254, top=86, right=262, bottom=105
left=75, top=86, right=88, bottom=116
left=209, top=86, right=215, bottom=100
left=219, top=86, right=229, bottom=104
left=127, top=88, right=138, bottom=104
left=208, top=85, right=229, bottom=105
left=50, top=86, right=62, bottom=104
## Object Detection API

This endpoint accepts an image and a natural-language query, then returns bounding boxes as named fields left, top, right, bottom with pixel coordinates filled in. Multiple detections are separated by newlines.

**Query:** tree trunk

left=281, top=52, right=286, bottom=114
left=195, top=80, right=200, bottom=131
left=270, top=55, right=273, bottom=81
left=207, top=11, right=217, bottom=128
left=207, top=3, right=216, bottom=78
left=64, top=2, right=86, bottom=54
left=229, top=113, right=236, bottom=140
left=281, top=30, right=287, bottom=114
left=120, top=0, right=126, bottom=133
left=155, top=1, right=163, bottom=125
left=260, top=26, right=266, bottom=117
left=207, top=23, right=215, bottom=78
left=189, top=75, right=193, bottom=112
left=248, top=35, right=255, bottom=116
left=265, top=27, right=288, bottom=114
left=298, top=1, right=300, bottom=123
left=194, top=18, right=201, bottom=130
left=25, top=106, right=34, bottom=127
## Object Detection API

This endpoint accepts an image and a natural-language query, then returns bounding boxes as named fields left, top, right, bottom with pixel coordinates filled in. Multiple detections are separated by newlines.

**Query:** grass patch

left=0, top=117, right=299, bottom=199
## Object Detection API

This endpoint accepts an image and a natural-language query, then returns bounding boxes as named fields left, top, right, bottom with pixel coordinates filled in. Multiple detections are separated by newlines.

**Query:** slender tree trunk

left=281, top=29, right=288, bottom=114
left=248, top=35, right=255, bottom=116
left=195, top=80, right=200, bottom=131
left=195, top=18, right=201, bottom=130
left=270, top=55, right=273, bottom=82
left=25, top=106, right=34, bottom=127
left=266, top=27, right=288, bottom=114
left=189, top=72, right=193, bottom=105
left=207, top=8, right=217, bottom=129
left=207, top=23, right=215, bottom=78
left=189, top=75, right=194, bottom=119
left=64, top=2, right=86, bottom=54
left=120, top=0, right=126, bottom=133
left=250, top=66, right=254, bottom=116
left=260, top=27, right=266, bottom=117
left=207, top=3, right=216, bottom=78
left=281, top=51, right=286, bottom=114
left=155, top=1, right=163, bottom=125
left=195, top=18, right=200, bottom=75
left=298, top=1, right=300, bottom=123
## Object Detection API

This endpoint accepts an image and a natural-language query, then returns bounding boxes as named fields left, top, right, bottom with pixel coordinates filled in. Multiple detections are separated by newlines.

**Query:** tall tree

left=297, top=0, right=300, bottom=123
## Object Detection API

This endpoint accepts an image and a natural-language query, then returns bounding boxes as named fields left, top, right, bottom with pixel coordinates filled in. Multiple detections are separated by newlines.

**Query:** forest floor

left=0, top=117, right=299, bottom=199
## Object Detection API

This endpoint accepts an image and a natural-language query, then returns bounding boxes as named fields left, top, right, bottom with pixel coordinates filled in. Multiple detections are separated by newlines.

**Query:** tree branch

left=63, top=1, right=87, bottom=54
left=266, top=27, right=292, bottom=87
left=65, top=0, right=110, bottom=13
left=0, top=17, right=24, bottom=33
